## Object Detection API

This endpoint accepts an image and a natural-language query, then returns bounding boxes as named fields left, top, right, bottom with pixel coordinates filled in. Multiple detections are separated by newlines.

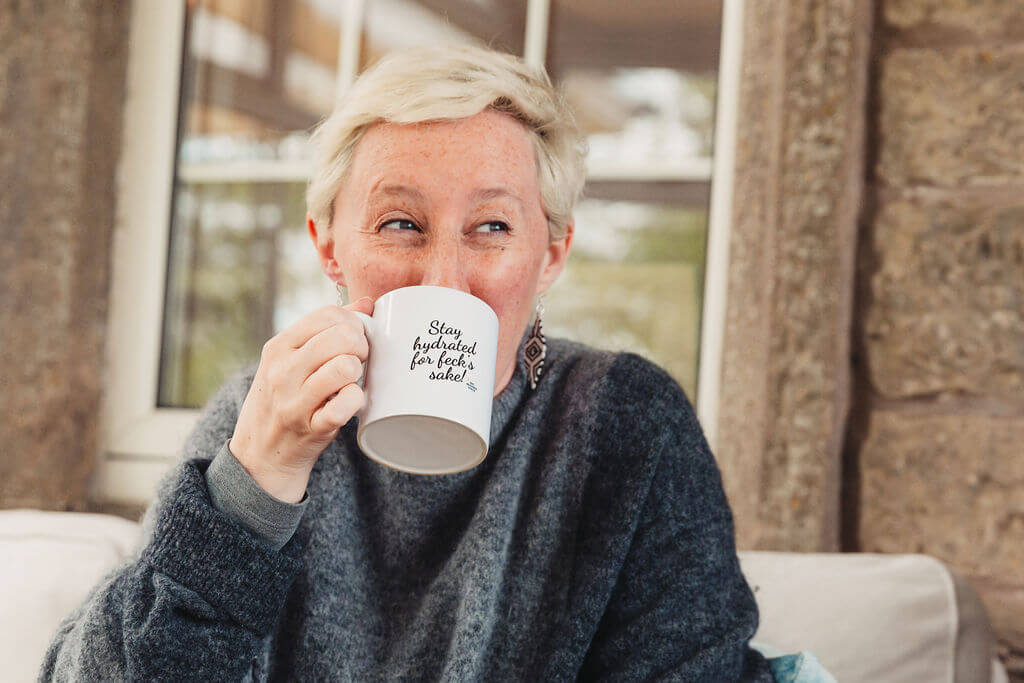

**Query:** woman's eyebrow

left=471, top=187, right=523, bottom=207
left=365, top=183, right=522, bottom=208
left=368, top=183, right=426, bottom=202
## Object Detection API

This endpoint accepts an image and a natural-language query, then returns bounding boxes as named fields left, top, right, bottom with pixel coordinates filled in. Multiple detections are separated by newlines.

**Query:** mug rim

left=375, top=285, right=498, bottom=324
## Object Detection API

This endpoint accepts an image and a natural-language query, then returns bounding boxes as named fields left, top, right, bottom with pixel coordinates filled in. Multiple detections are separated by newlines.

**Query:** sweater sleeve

left=205, top=439, right=308, bottom=552
left=577, top=354, right=775, bottom=682
left=38, top=366, right=302, bottom=682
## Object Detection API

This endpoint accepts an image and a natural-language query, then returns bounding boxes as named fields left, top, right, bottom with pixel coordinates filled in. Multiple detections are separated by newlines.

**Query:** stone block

left=718, top=0, right=871, bottom=553
left=859, top=411, right=1024, bottom=586
left=884, top=0, right=1024, bottom=39
left=865, top=198, right=1024, bottom=400
left=878, top=45, right=1024, bottom=187
left=718, top=0, right=783, bottom=551
left=860, top=411, right=1024, bottom=678
left=0, top=1, right=129, bottom=509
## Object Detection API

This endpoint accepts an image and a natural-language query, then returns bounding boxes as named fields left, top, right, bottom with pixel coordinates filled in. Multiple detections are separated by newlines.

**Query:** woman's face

left=307, top=109, right=573, bottom=396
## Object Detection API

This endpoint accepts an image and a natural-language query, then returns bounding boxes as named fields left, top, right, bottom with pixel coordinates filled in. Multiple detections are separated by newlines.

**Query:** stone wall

left=718, top=0, right=873, bottom=552
left=0, top=2, right=131, bottom=510
left=721, top=0, right=1023, bottom=675
left=856, top=1, right=1024, bottom=676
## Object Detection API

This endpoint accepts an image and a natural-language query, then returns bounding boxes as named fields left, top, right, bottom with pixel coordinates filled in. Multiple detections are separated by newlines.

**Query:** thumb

left=344, top=295, right=374, bottom=316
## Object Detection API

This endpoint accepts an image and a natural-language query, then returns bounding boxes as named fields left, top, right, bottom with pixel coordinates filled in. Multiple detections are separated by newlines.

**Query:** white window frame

left=96, top=0, right=744, bottom=506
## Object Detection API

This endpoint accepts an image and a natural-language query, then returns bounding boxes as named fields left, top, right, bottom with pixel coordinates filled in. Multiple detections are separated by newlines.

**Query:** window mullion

left=523, top=0, right=549, bottom=68
left=585, top=158, right=713, bottom=183
left=696, top=0, right=745, bottom=448
left=337, top=0, right=366, bottom=103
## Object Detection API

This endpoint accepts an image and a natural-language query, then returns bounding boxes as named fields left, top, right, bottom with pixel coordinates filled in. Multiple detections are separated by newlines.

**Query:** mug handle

left=349, top=311, right=373, bottom=389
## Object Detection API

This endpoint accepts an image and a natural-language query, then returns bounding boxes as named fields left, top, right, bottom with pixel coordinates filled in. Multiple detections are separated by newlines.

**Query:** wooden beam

left=189, top=57, right=320, bottom=133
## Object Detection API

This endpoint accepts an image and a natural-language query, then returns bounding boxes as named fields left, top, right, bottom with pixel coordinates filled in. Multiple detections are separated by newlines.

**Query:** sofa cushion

left=0, top=509, right=142, bottom=683
left=739, top=551, right=997, bottom=683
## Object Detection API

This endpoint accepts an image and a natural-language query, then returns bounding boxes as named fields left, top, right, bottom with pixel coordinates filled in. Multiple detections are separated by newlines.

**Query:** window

left=543, top=1, right=721, bottom=400
left=99, top=0, right=744, bottom=504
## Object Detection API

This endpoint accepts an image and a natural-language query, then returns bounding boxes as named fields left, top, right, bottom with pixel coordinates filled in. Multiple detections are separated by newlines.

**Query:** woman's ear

left=535, top=220, right=574, bottom=296
left=307, top=212, right=345, bottom=286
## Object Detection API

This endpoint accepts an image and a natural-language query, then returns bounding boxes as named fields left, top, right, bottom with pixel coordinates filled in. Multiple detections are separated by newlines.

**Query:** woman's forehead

left=349, top=111, right=540, bottom=195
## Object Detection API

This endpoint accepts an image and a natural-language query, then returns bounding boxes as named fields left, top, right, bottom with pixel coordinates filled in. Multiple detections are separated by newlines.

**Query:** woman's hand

left=228, top=296, right=374, bottom=503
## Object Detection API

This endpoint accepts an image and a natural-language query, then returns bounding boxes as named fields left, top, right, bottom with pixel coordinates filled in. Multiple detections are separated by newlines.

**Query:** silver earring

left=336, top=283, right=349, bottom=306
left=524, top=295, right=546, bottom=390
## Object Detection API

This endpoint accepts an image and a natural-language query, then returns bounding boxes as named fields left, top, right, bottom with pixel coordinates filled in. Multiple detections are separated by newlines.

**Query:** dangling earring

left=524, top=295, right=547, bottom=390
left=336, top=282, right=349, bottom=306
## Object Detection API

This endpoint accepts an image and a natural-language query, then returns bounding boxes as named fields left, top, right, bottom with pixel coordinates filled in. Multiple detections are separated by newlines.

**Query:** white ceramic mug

left=349, top=285, right=499, bottom=475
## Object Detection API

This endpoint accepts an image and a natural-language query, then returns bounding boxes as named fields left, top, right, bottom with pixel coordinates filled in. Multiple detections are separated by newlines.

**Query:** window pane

left=179, top=0, right=346, bottom=164
left=159, top=182, right=322, bottom=408
left=543, top=182, right=710, bottom=398
left=161, top=1, right=346, bottom=407
left=359, top=0, right=527, bottom=71
left=548, top=1, right=721, bottom=166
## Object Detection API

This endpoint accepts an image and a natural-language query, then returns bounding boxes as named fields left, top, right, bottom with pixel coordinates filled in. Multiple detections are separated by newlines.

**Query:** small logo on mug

left=466, top=381, right=478, bottom=392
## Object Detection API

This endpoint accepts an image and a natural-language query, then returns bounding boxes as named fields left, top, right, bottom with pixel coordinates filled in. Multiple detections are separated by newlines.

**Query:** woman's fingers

left=310, top=382, right=364, bottom=434
left=270, top=304, right=352, bottom=351
left=291, top=317, right=369, bottom=384
left=301, top=352, right=364, bottom=422
left=270, top=297, right=373, bottom=352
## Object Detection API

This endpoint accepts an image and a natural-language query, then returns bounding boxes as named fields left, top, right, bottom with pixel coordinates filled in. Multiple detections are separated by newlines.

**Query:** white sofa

left=1, top=509, right=1009, bottom=682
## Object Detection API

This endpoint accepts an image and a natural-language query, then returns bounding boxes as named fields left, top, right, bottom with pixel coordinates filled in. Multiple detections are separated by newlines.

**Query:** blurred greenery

left=158, top=182, right=306, bottom=408
left=547, top=198, right=706, bottom=398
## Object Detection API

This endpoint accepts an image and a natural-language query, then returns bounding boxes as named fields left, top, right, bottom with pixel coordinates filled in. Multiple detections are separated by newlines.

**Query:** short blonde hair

left=305, top=44, right=586, bottom=241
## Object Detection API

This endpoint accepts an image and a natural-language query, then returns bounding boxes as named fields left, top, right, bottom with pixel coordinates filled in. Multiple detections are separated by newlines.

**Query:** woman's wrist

left=227, top=438, right=310, bottom=504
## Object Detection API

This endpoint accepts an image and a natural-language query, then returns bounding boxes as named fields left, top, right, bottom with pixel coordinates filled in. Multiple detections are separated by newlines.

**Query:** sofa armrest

left=738, top=551, right=1000, bottom=683
left=0, top=509, right=142, bottom=682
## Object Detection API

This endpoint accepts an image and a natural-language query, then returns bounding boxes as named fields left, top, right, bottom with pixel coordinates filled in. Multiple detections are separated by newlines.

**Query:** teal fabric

left=751, top=640, right=837, bottom=683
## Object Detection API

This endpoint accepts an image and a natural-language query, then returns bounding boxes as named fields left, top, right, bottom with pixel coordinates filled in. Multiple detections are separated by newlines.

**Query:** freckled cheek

left=470, top=263, right=536, bottom=324
left=344, top=249, right=417, bottom=297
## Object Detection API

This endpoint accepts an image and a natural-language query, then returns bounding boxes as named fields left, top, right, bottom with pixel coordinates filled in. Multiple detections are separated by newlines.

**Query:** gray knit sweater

left=40, top=333, right=774, bottom=681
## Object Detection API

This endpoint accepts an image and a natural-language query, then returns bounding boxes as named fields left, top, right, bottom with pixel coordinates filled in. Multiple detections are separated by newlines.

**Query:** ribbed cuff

left=205, top=440, right=308, bottom=552
left=143, top=459, right=303, bottom=636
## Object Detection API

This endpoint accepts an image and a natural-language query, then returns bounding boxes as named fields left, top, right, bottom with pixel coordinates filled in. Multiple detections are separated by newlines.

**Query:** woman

left=41, top=45, right=774, bottom=681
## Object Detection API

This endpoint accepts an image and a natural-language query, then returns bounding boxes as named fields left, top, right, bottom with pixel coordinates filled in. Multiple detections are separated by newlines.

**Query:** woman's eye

left=380, top=219, right=420, bottom=232
left=474, top=221, right=510, bottom=234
